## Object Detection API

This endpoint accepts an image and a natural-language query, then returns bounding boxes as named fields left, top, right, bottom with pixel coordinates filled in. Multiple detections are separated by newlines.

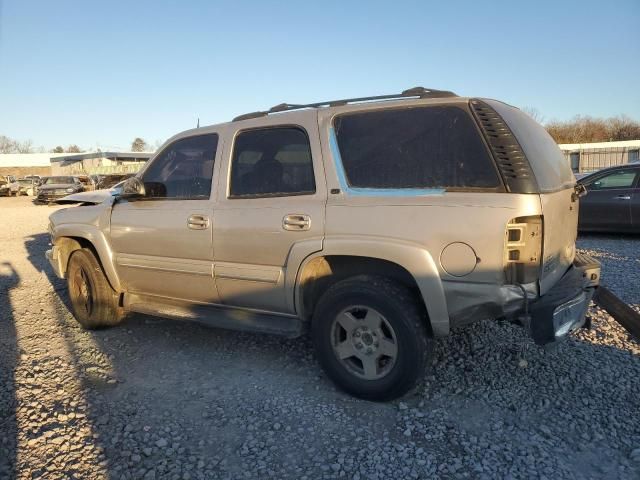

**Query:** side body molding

left=290, top=236, right=450, bottom=337
left=53, top=223, right=122, bottom=292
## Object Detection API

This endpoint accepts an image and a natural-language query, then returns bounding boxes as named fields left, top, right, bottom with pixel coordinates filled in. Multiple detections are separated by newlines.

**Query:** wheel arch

left=293, top=239, right=450, bottom=337
left=53, top=227, right=121, bottom=291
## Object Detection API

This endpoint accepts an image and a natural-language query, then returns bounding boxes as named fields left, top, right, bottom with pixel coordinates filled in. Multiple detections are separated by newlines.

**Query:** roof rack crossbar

left=232, top=86, right=457, bottom=121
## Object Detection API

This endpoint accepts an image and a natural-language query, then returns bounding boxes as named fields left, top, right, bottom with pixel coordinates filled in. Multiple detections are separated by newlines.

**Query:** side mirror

left=121, top=177, right=146, bottom=198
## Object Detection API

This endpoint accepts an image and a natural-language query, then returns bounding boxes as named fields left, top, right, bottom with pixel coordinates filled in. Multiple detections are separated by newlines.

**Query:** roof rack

left=232, top=86, right=457, bottom=122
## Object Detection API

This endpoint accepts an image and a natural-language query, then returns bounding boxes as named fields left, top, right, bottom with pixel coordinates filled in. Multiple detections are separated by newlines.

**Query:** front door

left=212, top=117, right=326, bottom=314
left=110, top=133, right=221, bottom=303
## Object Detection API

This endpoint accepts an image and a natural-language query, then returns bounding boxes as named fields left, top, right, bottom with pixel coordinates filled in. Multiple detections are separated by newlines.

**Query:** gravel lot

left=1, top=195, right=639, bottom=480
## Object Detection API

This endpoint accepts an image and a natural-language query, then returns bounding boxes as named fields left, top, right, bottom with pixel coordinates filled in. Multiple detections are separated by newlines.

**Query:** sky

left=0, top=0, right=639, bottom=151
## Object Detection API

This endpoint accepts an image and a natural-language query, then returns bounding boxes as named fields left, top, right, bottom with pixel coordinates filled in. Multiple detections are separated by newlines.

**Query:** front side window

left=588, top=170, right=638, bottom=190
left=142, top=134, right=218, bottom=199
left=229, top=127, right=315, bottom=198
left=333, top=106, right=501, bottom=190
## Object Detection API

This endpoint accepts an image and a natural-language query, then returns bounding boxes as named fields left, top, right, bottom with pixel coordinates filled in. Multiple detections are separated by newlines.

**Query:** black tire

left=312, top=275, right=432, bottom=401
left=67, top=248, right=124, bottom=329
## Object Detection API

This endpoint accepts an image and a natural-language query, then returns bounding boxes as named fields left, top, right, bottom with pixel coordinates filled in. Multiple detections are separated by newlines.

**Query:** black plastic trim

left=469, top=99, right=539, bottom=194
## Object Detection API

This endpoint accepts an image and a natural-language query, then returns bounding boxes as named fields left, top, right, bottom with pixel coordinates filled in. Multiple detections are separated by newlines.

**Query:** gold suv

left=46, top=87, right=600, bottom=400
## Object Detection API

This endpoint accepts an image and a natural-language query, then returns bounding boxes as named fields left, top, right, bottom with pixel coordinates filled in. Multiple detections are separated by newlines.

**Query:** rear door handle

left=283, top=214, right=311, bottom=231
left=187, top=214, right=210, bottom=230
left=614, top=195, right=631, bottom=200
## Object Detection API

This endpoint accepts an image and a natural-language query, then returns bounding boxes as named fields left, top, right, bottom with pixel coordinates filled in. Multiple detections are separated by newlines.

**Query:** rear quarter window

left=485, top=100, right=575, bottom=193
left=332, top=106, right=501, bottom=191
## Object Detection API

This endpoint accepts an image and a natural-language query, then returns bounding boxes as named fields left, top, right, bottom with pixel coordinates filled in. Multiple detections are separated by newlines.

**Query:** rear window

left=486, top=100, right=575, bottom=192
left=332, top=106, right=501, bottom=190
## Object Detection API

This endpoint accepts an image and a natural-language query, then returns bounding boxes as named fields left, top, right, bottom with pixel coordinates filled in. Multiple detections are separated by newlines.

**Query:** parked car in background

left=46, top=87, right=600, bottom=400
left=14, top=178, right=38, bottom=196
left=577, top=164, right=640, bottom=233
left=24, top=175, right=42, bottom=184
left=35, top=176, right=86, bottom=204
left=95, top=174, right=134, bottom=190
left=55, top=179, right=128, bottom=205
left=75, top=175, right=95, bottom=191
left=0, top=175, right=18, bottom=196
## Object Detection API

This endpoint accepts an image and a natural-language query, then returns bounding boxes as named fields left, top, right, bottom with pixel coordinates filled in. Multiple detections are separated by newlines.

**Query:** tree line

left=0, top=137, right=152, bottom=154
left=544, top=115, right=640, bottom=144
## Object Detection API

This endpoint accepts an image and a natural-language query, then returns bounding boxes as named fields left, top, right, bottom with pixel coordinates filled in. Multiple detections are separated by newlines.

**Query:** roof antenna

left=196, top=117, right=200, bottom=128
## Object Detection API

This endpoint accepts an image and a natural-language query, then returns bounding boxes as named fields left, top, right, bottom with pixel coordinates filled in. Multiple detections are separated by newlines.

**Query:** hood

left=55, top=189, right=113, bottom=205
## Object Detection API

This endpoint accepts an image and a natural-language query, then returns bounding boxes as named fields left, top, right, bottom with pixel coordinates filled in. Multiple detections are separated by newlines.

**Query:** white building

left=558, top=140, right=640, bottom=173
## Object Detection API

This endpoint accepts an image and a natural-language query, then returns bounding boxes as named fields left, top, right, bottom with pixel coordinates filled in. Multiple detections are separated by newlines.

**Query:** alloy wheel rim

left=330, top=305, right=398, bottom=380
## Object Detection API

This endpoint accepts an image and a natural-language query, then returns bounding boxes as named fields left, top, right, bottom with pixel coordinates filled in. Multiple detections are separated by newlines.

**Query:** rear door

left=578, top=169, right=637, bottom=231
left=212, top=114, right=326, bottom=314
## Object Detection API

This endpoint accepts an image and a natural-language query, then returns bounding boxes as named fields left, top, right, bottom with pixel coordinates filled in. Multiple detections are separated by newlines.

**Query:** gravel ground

left=1, top=195, right=639, bottom=480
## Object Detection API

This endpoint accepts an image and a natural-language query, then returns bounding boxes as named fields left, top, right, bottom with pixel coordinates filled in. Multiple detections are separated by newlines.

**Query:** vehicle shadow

left=23, top=232, right=324, bottom=478
left=0, top=262, right=20, bottom=479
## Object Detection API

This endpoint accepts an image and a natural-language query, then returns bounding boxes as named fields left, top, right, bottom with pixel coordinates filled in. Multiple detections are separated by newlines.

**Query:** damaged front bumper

left=527, top=253, right=600, bottom=345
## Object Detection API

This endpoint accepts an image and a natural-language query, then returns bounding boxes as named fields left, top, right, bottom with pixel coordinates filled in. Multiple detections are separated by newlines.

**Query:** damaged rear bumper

left=528, top=253, right=600, bottom=345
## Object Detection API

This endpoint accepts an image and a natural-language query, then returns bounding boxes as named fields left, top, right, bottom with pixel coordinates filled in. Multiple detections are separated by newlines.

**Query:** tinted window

left=487, top=100, right=575, bottom=192
left=333, top=106, right=500, bottom=190
left=588, top=170, right=638, bottom=190
left=142, top=134, right=218, bottom=199
left=230, top=127, right=315, bottom=197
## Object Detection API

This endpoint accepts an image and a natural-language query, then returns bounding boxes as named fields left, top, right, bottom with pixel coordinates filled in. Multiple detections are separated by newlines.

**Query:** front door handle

left=187, top=214, right=210, bottom=230
left=614, top=195, right=631, bottom=200
left=283, top=214, right=311, bottom=231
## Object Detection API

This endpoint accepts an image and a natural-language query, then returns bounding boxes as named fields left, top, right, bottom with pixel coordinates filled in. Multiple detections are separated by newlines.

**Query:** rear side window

left=486, top=100, right=575, bottom=192
left=142, top=134, right=218, bottom=199
left=230, top=127, right=315, bottom=197
left=332, top=106, right=501, bottom=190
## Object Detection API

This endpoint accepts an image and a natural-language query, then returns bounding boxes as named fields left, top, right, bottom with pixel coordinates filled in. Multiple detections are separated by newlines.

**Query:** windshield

left=44, top=176, right=76, bottom=185
left=18, top=179, right=32, bottom=185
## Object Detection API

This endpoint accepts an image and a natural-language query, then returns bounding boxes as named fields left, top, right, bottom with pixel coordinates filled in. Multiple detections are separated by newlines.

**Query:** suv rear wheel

left=312, top=275, right=432, bottom=401
left=67, top=248, right=124, bottom=329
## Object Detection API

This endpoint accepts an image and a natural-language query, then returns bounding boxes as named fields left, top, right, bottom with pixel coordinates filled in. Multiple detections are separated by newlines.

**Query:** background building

left=559, top=140, right=640, bottom=173
left=50, top=151, right=153, bottom=175
left=0, top=153, right=63, bottom=177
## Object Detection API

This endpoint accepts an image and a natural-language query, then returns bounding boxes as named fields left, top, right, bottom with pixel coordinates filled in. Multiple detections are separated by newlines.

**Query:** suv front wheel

left=67, top=248, right=124, bottom=329
left=312, top=275, right=432, bottom=401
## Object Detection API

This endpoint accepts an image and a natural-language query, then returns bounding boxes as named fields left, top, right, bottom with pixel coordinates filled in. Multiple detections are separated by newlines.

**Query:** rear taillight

left=504, top=215, right=542, bottom=284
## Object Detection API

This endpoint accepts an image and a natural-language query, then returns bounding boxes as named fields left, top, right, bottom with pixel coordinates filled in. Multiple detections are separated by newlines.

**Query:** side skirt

left=123, top=293, right=306, bottom=338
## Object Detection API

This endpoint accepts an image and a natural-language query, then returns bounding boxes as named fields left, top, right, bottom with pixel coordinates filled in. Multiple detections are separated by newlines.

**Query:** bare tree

left=65, top=145, right=83, bottom=153
left=521, top=107, right=545, bottom=124
left=131, top=137, right=148, bottom=152
left=545, top=115, right=640, bottom=144
left=15, top=139, right=33, bottom=153
left=0, top=135, right=15, bottom=153
left=0, top=135, right=34, bottom=153
left=606, top=115, right=640, bottom=141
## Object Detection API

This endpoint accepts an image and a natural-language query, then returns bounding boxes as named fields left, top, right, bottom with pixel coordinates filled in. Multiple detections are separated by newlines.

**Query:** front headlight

left=66, top=187, right=74, bottom=193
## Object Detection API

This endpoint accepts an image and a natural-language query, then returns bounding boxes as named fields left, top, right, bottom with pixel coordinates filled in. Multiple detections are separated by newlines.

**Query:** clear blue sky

left=1, top=0, right=638, bottom=151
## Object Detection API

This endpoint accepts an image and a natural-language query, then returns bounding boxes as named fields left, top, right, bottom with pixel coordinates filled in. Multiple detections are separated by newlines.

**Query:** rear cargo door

left=485, top=100, right=578, bottom=295
left=538, top=188, right=579, bottom=294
